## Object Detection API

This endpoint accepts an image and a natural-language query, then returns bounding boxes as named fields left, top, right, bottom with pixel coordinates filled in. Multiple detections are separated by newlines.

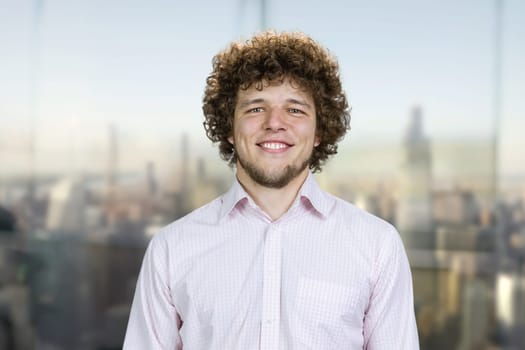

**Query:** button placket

left=260, top=224, right=282, bottom=350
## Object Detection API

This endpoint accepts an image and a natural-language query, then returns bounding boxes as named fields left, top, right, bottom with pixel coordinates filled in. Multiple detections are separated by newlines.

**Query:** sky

left=0, top=0, right=524, bottom=178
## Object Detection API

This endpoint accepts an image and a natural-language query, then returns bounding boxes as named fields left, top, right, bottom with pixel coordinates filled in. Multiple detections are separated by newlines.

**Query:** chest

left=170, top=227, right=373, bottom=330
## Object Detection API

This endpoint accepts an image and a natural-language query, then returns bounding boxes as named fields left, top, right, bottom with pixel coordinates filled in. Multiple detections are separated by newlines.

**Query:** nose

left=263, top=107, right=286, bottom=131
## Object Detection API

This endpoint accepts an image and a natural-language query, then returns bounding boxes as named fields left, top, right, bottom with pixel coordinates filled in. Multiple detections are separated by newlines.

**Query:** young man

left=124, top=31, right=419, bottom=349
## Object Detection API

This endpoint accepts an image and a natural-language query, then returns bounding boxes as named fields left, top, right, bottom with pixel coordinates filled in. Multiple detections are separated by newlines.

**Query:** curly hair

left=202, top=30, right=351, bottom=173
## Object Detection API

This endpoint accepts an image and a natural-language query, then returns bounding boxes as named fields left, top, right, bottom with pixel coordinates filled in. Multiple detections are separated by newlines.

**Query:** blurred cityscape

left=1, top=0, right=524, bottom=348
left=0, top=107, right=524, bottom=349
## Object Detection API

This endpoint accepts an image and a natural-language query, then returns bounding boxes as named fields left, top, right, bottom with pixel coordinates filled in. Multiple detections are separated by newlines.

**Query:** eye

left=288, top=108, right=305, bottom=115
left=247, top=107, right=264, bottom=113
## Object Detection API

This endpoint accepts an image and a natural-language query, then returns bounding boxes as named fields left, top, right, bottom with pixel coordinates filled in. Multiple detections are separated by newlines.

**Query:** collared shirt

left=123, top=173, right=419, bottom=349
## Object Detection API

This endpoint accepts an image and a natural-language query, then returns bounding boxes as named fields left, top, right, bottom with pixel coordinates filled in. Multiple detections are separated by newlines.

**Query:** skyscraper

left=396, top=106, right=433, bottom=243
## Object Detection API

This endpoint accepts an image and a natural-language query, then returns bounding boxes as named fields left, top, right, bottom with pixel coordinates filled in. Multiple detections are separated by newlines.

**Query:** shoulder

left=331, top=194, right=397, bottom=234
left=149, top=195, right=225, bottom=249
left=326, top=193, right=403, bottom=251
left=327, top=195, right=410, bottom=277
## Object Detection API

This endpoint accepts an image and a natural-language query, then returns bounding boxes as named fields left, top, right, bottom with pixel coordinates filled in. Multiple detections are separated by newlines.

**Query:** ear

left=228, top=135, right=234, bottom=145
left=314, top=135, right=320, bottom=147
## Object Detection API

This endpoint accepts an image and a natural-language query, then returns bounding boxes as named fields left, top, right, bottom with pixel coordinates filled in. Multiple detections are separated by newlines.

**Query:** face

left=228, top=79, right=320, bottom=189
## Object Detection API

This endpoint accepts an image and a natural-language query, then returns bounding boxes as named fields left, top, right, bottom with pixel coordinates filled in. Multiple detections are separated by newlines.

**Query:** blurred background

left=1, top=0, right=524, bottom=349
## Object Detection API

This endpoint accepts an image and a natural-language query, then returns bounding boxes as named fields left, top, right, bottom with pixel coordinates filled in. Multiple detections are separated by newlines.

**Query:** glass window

left=1, top=1, right=524, bottom=349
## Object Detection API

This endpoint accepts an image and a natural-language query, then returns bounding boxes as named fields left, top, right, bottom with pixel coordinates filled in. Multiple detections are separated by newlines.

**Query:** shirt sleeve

left=123, top=234, right=183, bottom=350
left=363, top=226, right=420, bottom=349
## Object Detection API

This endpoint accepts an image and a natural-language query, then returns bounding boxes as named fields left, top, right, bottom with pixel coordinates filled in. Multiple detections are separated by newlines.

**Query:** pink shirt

left=123, top=173, right=419, bottom=349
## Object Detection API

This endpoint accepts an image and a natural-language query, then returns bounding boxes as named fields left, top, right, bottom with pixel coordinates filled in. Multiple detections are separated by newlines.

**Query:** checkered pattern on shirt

left=123, top=173, right=420, bottom=350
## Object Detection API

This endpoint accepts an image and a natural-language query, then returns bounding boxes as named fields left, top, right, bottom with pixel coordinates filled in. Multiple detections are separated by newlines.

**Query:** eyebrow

left=237, top=98, right=313, bottom=110
left=287, top=98, right=312, bottom=109
left=237, top=98, right=265, bottom=109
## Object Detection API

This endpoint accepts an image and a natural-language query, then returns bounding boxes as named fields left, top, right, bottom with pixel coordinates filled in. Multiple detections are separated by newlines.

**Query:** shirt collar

left=296, top=172, right=333, bottom=218
left=219, top=172, right=334, bottom=220
left=219, top=176, right=249, bottom=219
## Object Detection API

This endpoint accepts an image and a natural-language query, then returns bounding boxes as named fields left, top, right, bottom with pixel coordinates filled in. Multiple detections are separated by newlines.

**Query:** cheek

left=235, top=120, right=257, bottom=140
left=296, top=122, right=318, bottom=143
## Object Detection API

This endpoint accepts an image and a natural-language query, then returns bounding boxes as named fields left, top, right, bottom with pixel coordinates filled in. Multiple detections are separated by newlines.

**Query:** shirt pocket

left=293, top=277, right=364, bottom=349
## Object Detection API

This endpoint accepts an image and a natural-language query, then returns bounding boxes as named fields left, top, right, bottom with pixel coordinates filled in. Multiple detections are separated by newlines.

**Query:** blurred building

left=45, top=177, right=86, bottom=233
left=190, top=157, right=229, bottom=210
left=433, top=190, right=480, bottom=227
left=458, top=279, right=491, bottom=350
left=495, top=271, right=525, bottom=348
left=494, top=199, right=525, bottom=348
left=397, top=106, right=433, bottom=248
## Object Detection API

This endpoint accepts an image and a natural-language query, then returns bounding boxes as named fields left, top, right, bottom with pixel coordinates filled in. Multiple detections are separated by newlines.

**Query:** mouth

left=257, top=141, right=293, bottom=152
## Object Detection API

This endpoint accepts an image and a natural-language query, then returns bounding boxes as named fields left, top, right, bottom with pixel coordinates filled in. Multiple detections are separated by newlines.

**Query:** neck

left=236, top=168, right=309, bottom=221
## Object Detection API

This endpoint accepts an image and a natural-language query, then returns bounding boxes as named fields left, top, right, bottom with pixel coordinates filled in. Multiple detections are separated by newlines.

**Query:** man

left=123, top=31, right=419, bottom=349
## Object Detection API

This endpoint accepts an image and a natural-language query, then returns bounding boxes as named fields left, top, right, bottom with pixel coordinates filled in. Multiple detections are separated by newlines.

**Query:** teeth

left=261, top=142, right=287, bottom=150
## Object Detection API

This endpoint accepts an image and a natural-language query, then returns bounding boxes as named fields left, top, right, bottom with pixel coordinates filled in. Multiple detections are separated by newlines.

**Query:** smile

left=257, top=142, right=292, bottom=150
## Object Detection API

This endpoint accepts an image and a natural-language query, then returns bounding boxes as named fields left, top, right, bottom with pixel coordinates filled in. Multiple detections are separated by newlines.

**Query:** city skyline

left=1, top=1, right=524, bottom=349
left=1, top=0, right=524, bottom=177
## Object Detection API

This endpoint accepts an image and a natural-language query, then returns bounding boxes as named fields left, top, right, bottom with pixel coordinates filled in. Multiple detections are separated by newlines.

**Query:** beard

left=236, top=153, right=311, bottom=189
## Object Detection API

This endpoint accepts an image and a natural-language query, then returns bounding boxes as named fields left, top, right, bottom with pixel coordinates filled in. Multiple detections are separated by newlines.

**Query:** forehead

left=237, top=78, right=314, bottom=101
